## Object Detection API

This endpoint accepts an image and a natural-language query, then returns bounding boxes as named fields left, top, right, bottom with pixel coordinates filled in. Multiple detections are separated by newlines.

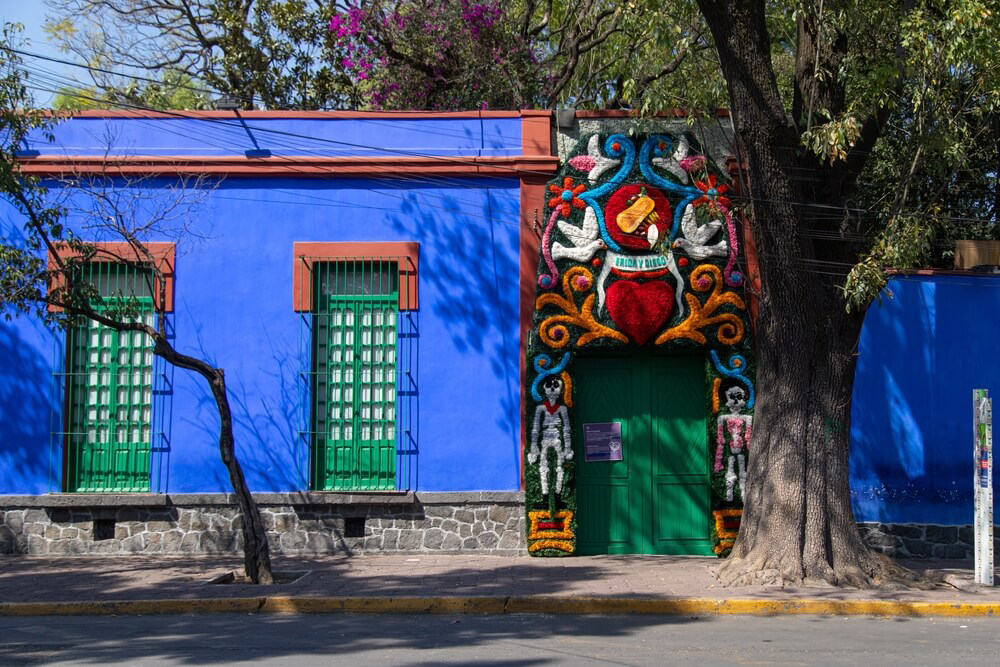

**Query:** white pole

left=974, top=389, right=993, bottom=586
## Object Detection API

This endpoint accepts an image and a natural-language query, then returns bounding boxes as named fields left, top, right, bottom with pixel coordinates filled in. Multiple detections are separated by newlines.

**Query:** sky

left=2, top=1, right=76, bottom=106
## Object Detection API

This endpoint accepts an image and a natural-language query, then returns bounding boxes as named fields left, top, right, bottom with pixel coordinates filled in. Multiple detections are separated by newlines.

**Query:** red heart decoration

left=606, top=280, right=675, bottom=345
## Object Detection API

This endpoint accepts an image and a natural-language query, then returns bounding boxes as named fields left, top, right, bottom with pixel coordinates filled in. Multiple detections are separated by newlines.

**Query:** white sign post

left=974, top=389, right=993, bottom=586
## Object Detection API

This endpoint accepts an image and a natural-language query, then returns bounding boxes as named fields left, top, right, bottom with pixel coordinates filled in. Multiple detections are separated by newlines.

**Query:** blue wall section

left=1, top=115, right=524, bottom=495
left=22, top=115, right=523, bottom=158
left=851, top=274, right=1000, bottom=525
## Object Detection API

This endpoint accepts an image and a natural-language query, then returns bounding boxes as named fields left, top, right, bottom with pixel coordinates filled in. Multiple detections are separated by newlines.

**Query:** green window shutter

left=64, top=263, right=154, bottom=493
left=311, top=260, right=398, bottom=491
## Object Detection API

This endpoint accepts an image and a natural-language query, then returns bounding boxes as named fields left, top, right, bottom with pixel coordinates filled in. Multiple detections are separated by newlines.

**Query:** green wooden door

left=311, top=261, right=398, bottom=491
left=574, top=354, right=712, bottom=555
left=64, top=264, right=154, bottom=493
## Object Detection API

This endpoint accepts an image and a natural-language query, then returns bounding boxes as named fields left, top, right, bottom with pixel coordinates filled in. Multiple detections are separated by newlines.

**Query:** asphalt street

left=0, top=613, right=997, bottom=666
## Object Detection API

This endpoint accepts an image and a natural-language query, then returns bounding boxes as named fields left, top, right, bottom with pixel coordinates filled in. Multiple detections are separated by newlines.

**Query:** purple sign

left=584, top=422, right=623, bottom=462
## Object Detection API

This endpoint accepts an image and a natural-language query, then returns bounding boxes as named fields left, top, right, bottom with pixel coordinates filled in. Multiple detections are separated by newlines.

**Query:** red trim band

left=52, top=109, right=552, bottom=120
left=18, top=155, right=561, bottom=177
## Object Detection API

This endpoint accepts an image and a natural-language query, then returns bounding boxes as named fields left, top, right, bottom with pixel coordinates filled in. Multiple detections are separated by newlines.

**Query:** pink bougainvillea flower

left=548, top=177, right=587, bottom=217
left=693, top=174, right=732, bottom=210
left=679, top=155, right=707, bottom=173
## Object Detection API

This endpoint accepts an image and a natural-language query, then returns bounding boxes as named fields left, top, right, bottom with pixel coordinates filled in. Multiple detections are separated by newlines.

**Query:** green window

left=311, top=261, right=398, bottom=491
left=64, top=263, right=154, bottom=493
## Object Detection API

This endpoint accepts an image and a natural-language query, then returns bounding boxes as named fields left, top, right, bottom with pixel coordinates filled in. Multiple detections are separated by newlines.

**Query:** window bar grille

left=299, top=255, right=409, bottom=492
left=397, top=257, right=413, bottom=492
left=50, top=262, right=159, bottom=493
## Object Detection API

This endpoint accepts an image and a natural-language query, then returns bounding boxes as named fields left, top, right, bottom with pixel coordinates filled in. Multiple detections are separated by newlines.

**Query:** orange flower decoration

left=693, top=174, right=732, bottom=210
left=548, top=177, right=587, bottom=217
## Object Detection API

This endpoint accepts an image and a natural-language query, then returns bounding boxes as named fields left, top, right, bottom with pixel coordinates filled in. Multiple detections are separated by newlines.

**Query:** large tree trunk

left=719, top=275, right=914, bottom=586
left=206, top=367, right=275, bottom=585
left=696, top=0, right=919, bottom=587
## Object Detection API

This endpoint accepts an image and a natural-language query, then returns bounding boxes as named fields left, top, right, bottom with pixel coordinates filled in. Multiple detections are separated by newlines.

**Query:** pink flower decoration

left=568, top=155, right=597, bottom=173
left=679, top=155, right=707, bottom=172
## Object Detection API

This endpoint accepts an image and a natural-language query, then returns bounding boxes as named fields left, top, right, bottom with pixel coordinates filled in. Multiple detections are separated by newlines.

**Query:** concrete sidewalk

left=1, top=554, right=999, bottom=617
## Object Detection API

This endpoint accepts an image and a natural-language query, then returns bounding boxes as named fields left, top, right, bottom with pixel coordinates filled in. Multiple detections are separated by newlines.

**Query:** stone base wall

left=859, top=522, right=999, bottom=559
left=0, top=492, right=525, bottom=557
left=6, top=500, right=990, bottom=560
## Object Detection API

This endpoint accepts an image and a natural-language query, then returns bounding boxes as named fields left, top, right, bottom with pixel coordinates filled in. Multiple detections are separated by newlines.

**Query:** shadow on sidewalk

left=0, top=612, right=729, bottom=666
left=0, top=554, right=704, bottom=602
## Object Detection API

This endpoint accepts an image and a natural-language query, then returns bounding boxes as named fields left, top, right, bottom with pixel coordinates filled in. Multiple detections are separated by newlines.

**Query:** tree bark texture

left=695, top=0, right=917, bottom=587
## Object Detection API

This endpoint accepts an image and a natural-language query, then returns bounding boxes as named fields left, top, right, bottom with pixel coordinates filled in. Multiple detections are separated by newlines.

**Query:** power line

left=11, top=47, right=544, bottom=146
left=12, top=63, right=1000, bottom=235
left=15, top=59, right=1000, bottom=228
left=8, top=46, right=235, bottom=103
left=14, top=48, right=1000, bottom=200
left=13, top=56, right=569, bottom=179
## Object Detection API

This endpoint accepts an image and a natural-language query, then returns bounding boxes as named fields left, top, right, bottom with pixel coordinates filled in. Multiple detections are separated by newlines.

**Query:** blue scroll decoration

left=671, top=193, right=697, bottom=243
left=710, top=349, right=755, bottom=409
left=531, top=352, right=571, bottom=401
left=639, top=135, right=703, bottom=197
left=577, top=134, right=635, bottom=253
left=638, top=135, right=703, bottom=242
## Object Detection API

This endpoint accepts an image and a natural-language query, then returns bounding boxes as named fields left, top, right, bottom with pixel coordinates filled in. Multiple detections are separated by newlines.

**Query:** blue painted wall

left=21, top=115, right=523, bottom=158
left=851, top=274, right=1000, bottom=525
left=1, top=116, right=524, bottom=494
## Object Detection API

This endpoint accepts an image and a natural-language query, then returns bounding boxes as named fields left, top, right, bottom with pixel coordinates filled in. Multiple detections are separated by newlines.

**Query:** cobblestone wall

left=5, top=504, right=992, bottom=560
left=859, top=522, right=1000, bottom=559
left=0, top=495, right=526, bottom=557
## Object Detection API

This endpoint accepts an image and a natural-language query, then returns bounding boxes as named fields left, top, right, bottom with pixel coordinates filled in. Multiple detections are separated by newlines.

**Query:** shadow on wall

left=388, top=183, right=520, bottom=453
left=0, top=321, right=56, bottom=493
left=169, top=300, right=423, bottom=493
left=851, top=276, right=999, bottom=525
left=851, top=280, right=935, bottom=524
left=396, top=310, right=419, bottom=491
left=227, top=325, right=314, bottom=492
left=172, top=311, right=306, bottom=493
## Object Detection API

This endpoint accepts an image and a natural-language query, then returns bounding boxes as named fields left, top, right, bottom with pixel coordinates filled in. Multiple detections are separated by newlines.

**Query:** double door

left=574, top=354, right=712, bottom=555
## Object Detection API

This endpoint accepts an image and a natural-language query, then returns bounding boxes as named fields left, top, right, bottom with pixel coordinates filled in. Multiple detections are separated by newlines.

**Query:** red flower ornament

left=548, top=177, right=587, bottom=217
left=693, top=174, right=732, bottom=210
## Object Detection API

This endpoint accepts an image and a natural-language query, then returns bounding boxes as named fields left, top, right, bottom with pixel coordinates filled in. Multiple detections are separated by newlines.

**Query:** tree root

left=714, top=549, right=941, bottom=590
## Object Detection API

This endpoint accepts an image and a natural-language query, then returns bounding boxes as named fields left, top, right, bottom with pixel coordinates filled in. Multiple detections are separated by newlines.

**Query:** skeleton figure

left=714, top=385, right=753, bottom=502
left=528, top=376, right=573, bottom=508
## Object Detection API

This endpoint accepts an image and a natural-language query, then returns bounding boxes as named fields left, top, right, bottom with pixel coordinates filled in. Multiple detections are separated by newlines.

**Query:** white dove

left=567, top=135, right=623, bottom=185
left=553, top=207, right=604, bottom=263
left=672, top=204, right=728, bottom=259
left=652, top=135, right=691, bottom=184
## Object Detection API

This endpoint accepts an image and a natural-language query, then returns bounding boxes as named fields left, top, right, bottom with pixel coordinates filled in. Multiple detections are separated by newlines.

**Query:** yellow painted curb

left=1, top=596, right=998, bottom=617
left=510, top=597, right=1000, bottom=617
left=507, top=597, right=719, bottom=615
left=0, top=597, right=265, bottom=617
left=716, top=599, right=1000, bottom=617
left=261, top=596, right=507, bottom=614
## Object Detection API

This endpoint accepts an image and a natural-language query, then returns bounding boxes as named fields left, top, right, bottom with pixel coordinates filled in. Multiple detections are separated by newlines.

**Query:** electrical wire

left=15, top=59, right=1000, bottom=230
left=10, top=46, right=541, bottom=147
left=14, top=47, right=1000, bottom=197
left=10, top=63, right=999, bottom=277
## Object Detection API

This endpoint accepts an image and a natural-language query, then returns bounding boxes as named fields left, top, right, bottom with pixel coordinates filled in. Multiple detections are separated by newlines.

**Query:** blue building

left=0, top=110, right=556, bottom=555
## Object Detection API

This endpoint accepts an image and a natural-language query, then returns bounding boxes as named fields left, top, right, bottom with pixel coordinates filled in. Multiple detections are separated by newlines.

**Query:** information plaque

left=583, top=422, right=623, bottom=462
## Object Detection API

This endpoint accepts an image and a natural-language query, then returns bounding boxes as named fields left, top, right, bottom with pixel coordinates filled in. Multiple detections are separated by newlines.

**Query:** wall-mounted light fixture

left=556, top=108, right=577, bottom=130
left=214, top=95, right=242, bottom=111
